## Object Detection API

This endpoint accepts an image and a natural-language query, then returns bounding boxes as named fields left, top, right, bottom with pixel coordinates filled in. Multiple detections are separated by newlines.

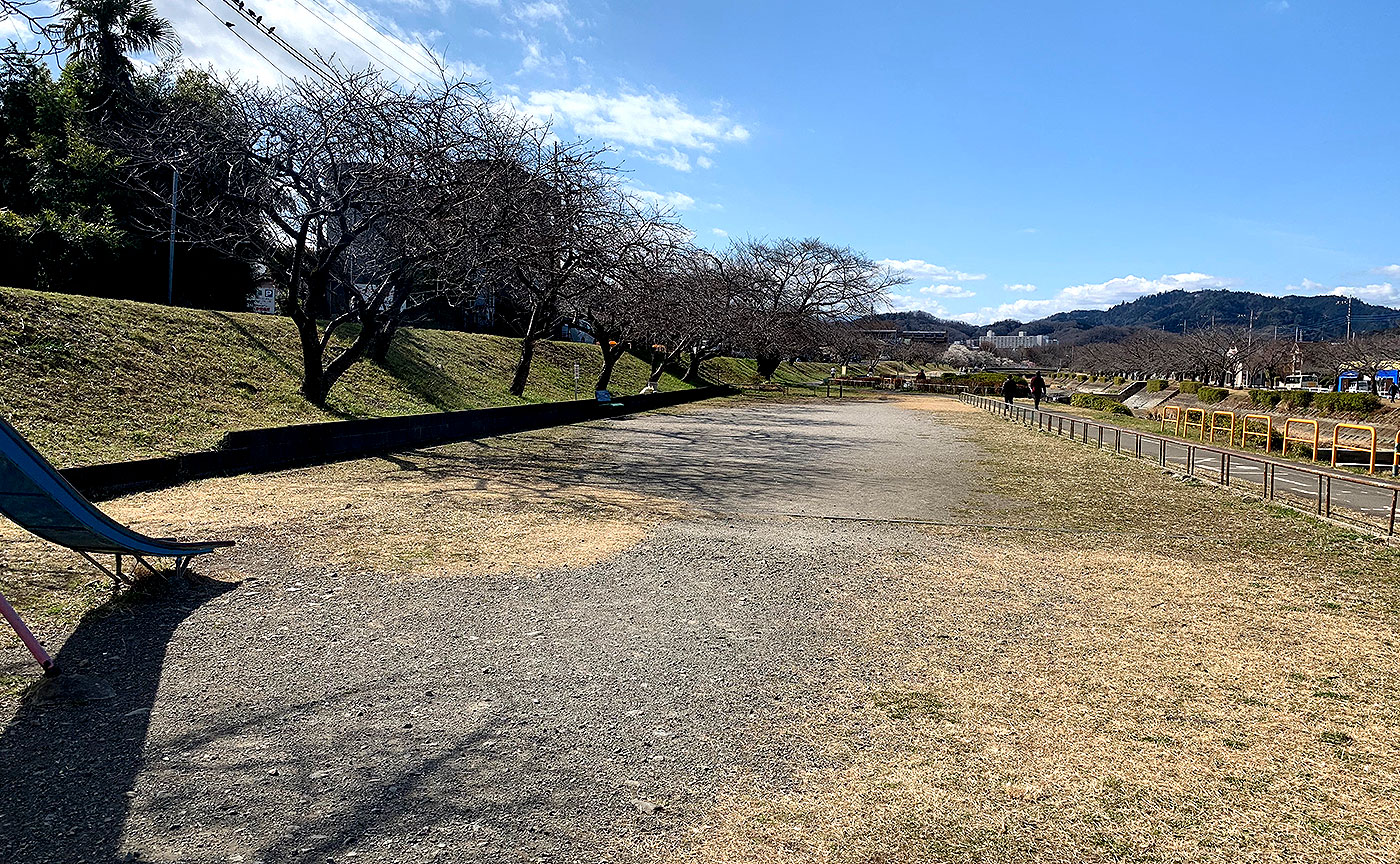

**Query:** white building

left=977, top=330, right=1057, bottom=350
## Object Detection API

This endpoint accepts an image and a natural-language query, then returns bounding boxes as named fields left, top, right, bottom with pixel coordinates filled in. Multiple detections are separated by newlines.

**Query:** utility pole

left=167, top=167, right=179, bottom=305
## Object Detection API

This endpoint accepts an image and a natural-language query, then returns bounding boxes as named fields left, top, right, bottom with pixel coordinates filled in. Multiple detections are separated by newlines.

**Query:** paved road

left=990, top=400, right=1399, bottom=527
left=0, top=399, right=980, bottom=864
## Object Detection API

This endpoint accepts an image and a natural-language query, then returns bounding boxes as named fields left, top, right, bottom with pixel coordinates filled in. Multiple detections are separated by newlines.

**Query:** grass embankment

left=701, top=358, right=945, bottom=387
left=681, top=398, right=1400, bottom=863
left=0, top=286, right=688, bottom=467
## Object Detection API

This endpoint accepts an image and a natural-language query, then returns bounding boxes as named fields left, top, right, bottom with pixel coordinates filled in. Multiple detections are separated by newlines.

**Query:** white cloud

left=951, top=272, right=1230, bottom=326
left=624, top=187, right=695, bottom=212
left=1371, top=265, right=1400, bottom=278
left=696, top=155, right=713, bottom=169
left=1287, top=278, right=1400, bottom=305
left=886, top=294, right=951, bottom=314
left=917, top=284, right=975, bottom=299
left=1004, top=283, right=1037, bottom=293
left=877, top=258, right=986, bottom=283
left=638, top=147, right=691, bottom=172
left=518, top=88, right=749, bottom=159
left=1265, top=0, right=1290, bottom=12
left=514, top=1, right=566, bottom=25
left=711, top=227, right=728, bottom=238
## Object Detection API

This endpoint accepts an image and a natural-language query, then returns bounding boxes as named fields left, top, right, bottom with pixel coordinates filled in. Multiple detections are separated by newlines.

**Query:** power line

left=190, top=0, right=295, bottom=80
left=217, top=0, right=340, bottom=83
left=313, top=0, right=441, bottom=80
left=278, top=0, right=420, bottom=81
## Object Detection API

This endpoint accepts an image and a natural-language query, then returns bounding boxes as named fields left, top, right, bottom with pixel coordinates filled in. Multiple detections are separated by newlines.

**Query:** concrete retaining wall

left=62, top=387, right=732, bottom=501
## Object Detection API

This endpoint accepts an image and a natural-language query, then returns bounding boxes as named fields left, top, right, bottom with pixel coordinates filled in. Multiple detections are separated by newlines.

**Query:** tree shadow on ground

left=0, top=572, right=236, bottom=864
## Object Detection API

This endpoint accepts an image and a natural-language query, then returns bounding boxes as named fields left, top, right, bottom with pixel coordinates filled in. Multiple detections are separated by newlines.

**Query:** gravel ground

left=0, top=397, right=978, bottom=864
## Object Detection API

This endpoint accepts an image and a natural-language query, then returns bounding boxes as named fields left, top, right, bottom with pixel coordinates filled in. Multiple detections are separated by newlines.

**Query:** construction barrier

left=1159, top=405, right=1182, bottom=435
left=1332, top=423, right=1377, bottom=475
left=1209, top=410, right=1236, bottom=445
left=1182, top=407, right=1207, bottom=441
left=1240, top=413, right=1273, bottom=453
left=1282, top=418, right=1320, bottom=462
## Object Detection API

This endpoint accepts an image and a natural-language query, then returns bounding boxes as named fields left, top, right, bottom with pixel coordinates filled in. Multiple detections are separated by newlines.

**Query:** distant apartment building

left=974, top=330, right=1057, bottom=350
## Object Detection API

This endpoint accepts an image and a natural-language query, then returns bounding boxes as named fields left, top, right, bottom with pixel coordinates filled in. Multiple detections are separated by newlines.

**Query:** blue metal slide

left=0, top=416, right=232, bottom=579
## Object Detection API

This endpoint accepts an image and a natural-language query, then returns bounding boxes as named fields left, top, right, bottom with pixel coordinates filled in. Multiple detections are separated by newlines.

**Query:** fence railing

left=961, top=394, right=1400, bottom=537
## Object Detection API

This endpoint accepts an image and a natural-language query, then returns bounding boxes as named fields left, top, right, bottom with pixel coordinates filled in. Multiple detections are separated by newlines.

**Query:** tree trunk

left=510, top=336, right=537, bottom=397
left=595, top=345, right=624, bottom=392
left=683, top=352, right=704, bottom=382
left=370, top=318, right=400, bottom=365
left=293, top=309, right=329, bottom=406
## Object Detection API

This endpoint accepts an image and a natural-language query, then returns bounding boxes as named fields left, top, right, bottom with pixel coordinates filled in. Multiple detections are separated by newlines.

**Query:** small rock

left=631, top=799, right=661, bottom=815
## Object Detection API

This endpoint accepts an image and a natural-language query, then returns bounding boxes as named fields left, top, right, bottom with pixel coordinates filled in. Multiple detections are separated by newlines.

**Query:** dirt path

left=2, top=396, right=1398, bottom=863
left=0, top=398, right=978, bottom=864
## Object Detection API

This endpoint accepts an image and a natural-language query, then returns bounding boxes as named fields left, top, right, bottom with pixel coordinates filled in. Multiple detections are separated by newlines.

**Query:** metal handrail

left=961, top=393, right=1400, bottom=535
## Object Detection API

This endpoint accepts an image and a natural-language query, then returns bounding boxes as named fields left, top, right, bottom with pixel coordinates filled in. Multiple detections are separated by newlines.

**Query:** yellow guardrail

left=1158, top=405, right=1181, bottom=435
left=1182, top=407, right=1207, bottom=441
left=1282, top=418, right=1320, bottom=461
left=1209, top=410, right=1236, bottom=445
left=1332, top=423, right=1377, bottom=475
left=1239, top=413, right=1273, bottom=453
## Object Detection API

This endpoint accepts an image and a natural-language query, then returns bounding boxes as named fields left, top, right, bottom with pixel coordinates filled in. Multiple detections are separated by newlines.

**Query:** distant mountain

left=986, top=289, right=1399, bottom=343
left=864, top=310, right=978, bottom=342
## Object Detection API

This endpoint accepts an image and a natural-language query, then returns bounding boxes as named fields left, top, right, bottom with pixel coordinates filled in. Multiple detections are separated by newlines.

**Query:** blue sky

left=126, top=0, right=1400, bottom=322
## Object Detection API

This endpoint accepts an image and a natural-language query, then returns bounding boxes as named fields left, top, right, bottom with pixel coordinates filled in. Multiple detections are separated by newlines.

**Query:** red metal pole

left=0, top=590, right=56, bottom=674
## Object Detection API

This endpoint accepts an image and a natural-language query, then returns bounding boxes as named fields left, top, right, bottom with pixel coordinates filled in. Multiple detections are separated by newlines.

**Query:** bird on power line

left=225, top=20, right=235, bottom=26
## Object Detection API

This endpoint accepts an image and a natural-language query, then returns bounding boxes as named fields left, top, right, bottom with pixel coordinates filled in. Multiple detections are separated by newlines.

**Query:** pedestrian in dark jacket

left=1029, top=372, right=1047, bottom=409
left=1001, top=375, right=1016, bottom=405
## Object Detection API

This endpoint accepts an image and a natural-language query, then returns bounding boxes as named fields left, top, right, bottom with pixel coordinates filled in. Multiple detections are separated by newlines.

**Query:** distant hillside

left=865, top=311, right=978, bottom=342
left=906, top=289, right=1400, bottom=344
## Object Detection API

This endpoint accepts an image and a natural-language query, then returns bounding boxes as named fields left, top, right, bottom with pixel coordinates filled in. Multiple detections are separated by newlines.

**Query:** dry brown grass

left=672, top=398, right=1400, bottom=864
left=0, top=426, right=691, bottom=690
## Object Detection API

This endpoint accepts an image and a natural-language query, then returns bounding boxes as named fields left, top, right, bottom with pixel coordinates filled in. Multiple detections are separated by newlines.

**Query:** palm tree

left=56, top=0, right=178, bottom=101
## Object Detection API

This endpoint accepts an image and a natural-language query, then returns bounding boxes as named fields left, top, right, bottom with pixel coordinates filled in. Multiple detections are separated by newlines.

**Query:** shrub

left=1071, top=393, right=1133, bottom=415
left=1144, top=379, right=1167, bottom=393
left=1196, top=386, right=1229, bottom=404
left=1249, top=389, right=1282, bottom=408
left=1282, top=390, right=1313, bottom=410
left=1285, top=442, right=1314, bottom=459
left=1178, top=380, right=1201, bottom=395
left=1313, top=392, right=1382, bottom=415
left=1114, top=376, right=1126, bottom=386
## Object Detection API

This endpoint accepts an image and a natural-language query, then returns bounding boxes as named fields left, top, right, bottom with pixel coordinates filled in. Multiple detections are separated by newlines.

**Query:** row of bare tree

left=1022, top=327, right=1400, bottom=389
left=112, top=66, right=902, bottom=405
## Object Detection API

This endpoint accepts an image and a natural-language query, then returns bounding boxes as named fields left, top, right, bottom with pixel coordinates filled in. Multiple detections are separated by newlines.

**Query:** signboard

left=249, top=284, right=277, bottom=314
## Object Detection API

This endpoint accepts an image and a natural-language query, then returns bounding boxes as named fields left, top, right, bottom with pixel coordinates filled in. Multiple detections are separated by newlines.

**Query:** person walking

left=1029, top=372, right=1047, bottom=410
left=1390, top=379, right=1398, bottom=402
left=1001, top=374, right=1016, bottom=405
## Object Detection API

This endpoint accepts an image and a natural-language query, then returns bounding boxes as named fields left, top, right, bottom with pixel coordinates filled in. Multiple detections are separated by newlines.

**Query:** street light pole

left=167, top=167, right=178, bottom=305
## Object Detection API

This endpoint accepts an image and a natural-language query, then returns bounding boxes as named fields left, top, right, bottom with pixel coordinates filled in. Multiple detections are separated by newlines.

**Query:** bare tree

left=2, top=0, right=62, bottom=77
left=572, top=204, right=690, bottom=392
left=721, top=237, right=905, bottom=380
left=485, top=135, right=644, bottom=397
left=122, top=67, right=517, bottom=405
left=1318, top=331, right=1400, bottom=393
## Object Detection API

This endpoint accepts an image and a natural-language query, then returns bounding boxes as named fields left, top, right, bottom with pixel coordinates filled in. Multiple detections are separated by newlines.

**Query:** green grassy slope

left=0, top=287, right=688, bottom=467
